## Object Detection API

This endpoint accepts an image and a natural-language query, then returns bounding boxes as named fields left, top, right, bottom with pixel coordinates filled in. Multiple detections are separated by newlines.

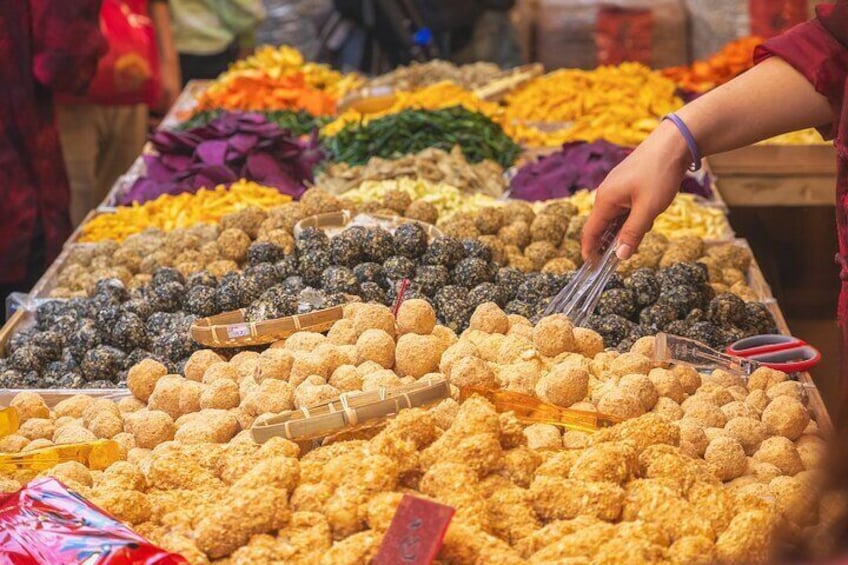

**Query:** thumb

left=615, top=207, right=654, bottom=261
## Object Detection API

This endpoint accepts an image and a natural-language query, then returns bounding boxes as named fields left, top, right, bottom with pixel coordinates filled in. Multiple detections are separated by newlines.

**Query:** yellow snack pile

left=323, top=82, right=501, bottom=136
left=341, top=177, right=497, bottom=217
left=503, top=63, right=683, bottom=147
left=80, top=180, right=291, bottom=243
left=568, top=190, right=730, bottom=240
left=758, top=128, right=829, bottom=145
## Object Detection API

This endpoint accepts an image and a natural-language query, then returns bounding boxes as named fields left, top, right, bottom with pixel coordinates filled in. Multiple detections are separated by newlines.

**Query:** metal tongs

left=543, top=222, right=621, bottom=325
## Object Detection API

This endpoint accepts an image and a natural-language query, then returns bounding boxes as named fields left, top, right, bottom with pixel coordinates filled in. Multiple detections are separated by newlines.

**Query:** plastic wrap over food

left=0, top=477, right=186, bottom=564
left=535, top=0, right=687, bottom=70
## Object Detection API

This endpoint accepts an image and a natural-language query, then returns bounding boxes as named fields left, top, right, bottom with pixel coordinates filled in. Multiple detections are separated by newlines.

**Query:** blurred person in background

left=0, top=1, right=105, bottom=317
left=256, top=0, right=333, bottom=60
left=169, top=0, right=265, bottom=84
left=56, top=0, right=180, bottom=227
left=326, top=0, right=522, bottom=74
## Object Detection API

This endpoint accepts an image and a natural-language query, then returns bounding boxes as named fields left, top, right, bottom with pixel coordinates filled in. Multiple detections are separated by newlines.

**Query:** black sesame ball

left=95, top=304, right=123, bottom=329
left=245, top=285, right=298, bottom=322
left=414, top=265, right=450, bottom=297
left=44, top=370, right=85, bottom=389
left=324, top=293, right=347, bottom=308
left=659, top=262, right=708, bottom=290
left=685, top=321, right=723, bottom=348
left=67, top=297, right=97, bottom=320
left=43, top=359, right=80, bottom=383
left=505, top=300, right=536, bottom=319
left=587, top=315, right=634, bottom=348
left=274, top=254, right=299, bottom=280
left=215, top=273, right=243, bottom=312
left=8, top=329, right=37, bottom=356
left=122, top=298, right=155, bottom=320
left=247, top=241, right=285, bottom=266
left=438, top=299, right=472, bottom=332
left=452, top=257, right=493, bottom=288
left=298, top=249, right=331, bottom=287
left=81, top=345, right=126, bottom=382
left=386, top=280, right=428, bottom=306
left=152, top=267, right=185, bottom=287
left=245, top=263, right=279, bottom=289
left=295, top=226, right=330, bottom=254
left=329, top=233, right=363, bottom=268
left=184, top=285, right=218, bottom=317
left=496, top=268, right=525, bottom=301
left=151, top=332, right=195, bottom=362
left=658, top=285, right=702, bottom=318
left=467, top=282, right=508, bottom=309
left=516, top=273, right=561, bottom=304
left=434, top=285, right=468, bottom=311
left=51, top=315, right=80, bottom=338
left=8, top=344, right=48, bottom=373
left=94, top=278, right=130, bottom=303
left=35, top=300, right=79, bottom=330
left=321, top=266, right=361, bottom=295
left=743, top=302, right=778, bottom=335
left=462, top=239, right=493, bottom=263
left=596, top=288, right=637, bottom=320
left=383, top=256, right=417, bottom=282
left=604, top=273, right=625, bottom=291
left=29, top=331, right=64, bottom=360
left=153, top=281, right=185, bottom=312
left=664, top=319, right=691, bottom=337
left=362, top=227, right=395, bottom=263
left=238, top=275, right=267, bottom=307
left=67, top=320, right=105, bottom=362
left=0, top=370, right=23, bottom=388
left=110, top=312, right=148, bottom=350
left=625, top=268, right=660, bottom=308
left=354, top=262, right=386, bottom=287
left=394, top=223, right=428, bottom=259
left=707, top=293, right=747, bottom=327
left=421, top=237, right=464, bottom=268
left=722, top=326, right=747, bottom=344
left=283, top=276, right=306, bottom=295
left=639, top=302, right=679, bottom=331
left=186, top=271, right=218, bottom=289
left=360, top=282, right=388, bottom=304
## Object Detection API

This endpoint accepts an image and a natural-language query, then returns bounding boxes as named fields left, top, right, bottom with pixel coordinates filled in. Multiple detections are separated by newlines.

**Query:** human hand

left=581, top=120, right=692, bottom=261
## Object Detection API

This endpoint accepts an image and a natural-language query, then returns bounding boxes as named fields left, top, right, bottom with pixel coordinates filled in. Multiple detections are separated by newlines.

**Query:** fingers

left=581, top=195, right=627, bottom=260
left=615, top=205, right=655, bottom=260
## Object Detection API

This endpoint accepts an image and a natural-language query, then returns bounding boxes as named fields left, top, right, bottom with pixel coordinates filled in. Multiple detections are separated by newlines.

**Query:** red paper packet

left=0, top=477, right=186, bottom=565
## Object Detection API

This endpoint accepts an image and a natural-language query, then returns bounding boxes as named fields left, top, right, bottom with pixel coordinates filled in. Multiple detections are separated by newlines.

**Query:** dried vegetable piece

left=662, top=36, right=763, bottom=94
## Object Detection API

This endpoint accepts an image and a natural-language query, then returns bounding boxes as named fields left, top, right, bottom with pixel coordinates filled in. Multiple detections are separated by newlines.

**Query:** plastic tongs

left=0, top=439, right=121, bottom=472
left=653, top=332, right=819, bottom=378
left=459, top=386, right=620, bottom=432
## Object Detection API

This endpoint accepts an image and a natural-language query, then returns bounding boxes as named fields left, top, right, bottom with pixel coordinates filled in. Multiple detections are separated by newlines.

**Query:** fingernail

left=616, top=244, right=633, bottom=261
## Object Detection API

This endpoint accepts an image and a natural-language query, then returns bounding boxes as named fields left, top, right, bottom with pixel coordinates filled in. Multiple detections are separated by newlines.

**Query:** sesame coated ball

left=705, top=436, right=747, bottom=481
left=762, top=396, right=810, bottom=441
left=468, top=302, right=509, bottom=335
left=532, top=314, right=575, bottom=357
left=396, top=299, right=436, bottom=335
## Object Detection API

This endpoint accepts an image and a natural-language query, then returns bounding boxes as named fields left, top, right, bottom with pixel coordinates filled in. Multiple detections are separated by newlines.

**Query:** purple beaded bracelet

left=663, top=113, right=702, bottom=172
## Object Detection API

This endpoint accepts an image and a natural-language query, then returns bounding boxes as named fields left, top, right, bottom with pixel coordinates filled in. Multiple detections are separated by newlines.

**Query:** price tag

left=373, top=495, right=455, bottom=565
left=226, top=324, right=250, bottom=339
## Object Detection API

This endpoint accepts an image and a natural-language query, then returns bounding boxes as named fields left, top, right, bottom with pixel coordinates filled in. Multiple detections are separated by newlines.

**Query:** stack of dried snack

left=367, top=59, right=503, bottom=91
left=316, top=146, right=506, bottom=197
left=0, top=300, right=838, bottom=563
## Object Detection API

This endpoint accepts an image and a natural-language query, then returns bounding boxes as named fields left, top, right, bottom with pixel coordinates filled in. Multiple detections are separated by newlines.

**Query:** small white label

left=227, top=324, right=250, bottom=339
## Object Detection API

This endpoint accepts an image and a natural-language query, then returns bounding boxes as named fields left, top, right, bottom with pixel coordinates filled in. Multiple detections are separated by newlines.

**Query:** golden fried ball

left=795, top=435, right=826, bottom=471
left=126, top=358, right=168, bottom=402
left=11, top=392, right=49, bottom=422
left=498, top=221, right=531, bottom=249
left=770, top=475, right=818, bottom=527
left=705, top=436, right=747, bottom=481
left=405, top=200, right=439, bottom=224
left=524, top=241, right=558, bottom=271
left=683, top=398, right=727, bottom=428
left=502, top=200, right=535, bottom=225
left=47, top=461, right=93, bottom=488
left=725, top=416, right=769, bottom=456
left=117, top=396, right=145, bottom=414
left=599, top=390, right=645, bottom=421
left=571, top=328, right=604, bottom=358
left=199, top=379, right=241, bottom=410
left=432, top=324, right=458, bottom=350
left=18, top=418, right=55, bottom=441
left=205, top=259, right=238, bottom=278
left=766, top=380, right=808, bottom=403
left=88, top=412, right=124, bottom=439
left=53, top=394, right=94, bottom=419
left=668, top=535, right=716, bottom=565
left=746, top=389, right=769, bottom=415
left=722, top=400, right=760, bottom=421
left=355, top=329, right=396, bottom=369
left=535, top=364, right=588, bottom=408
left=653, top=397, right=684, bottom=421
left=256, top=348, right=294, bottom=382
left=672, top=365, right=701, bottom=395
left=523, top=424, right=562, bottom=451
left=532, top=314, right=575, bottom=357
left=361, top=369, right=403, bottom=392
left=53, top=424, right=97, bottom=445
left=449, top=357, right=496, bottom=389
left=216, top=228, right=251, bottom=262
left=647, top=368, right=686, bottom=404
left=352, top=303, right=396, bottom=338
left=328, top=364, right=362, bottom=392
left=748, top=366, right=788, bottom=391
left=754, top=436, right=804, bottom=476
left=396, top=299, right=436, bottom=335
left=610, top=352, right=651, bottom=378
left=201, top=361, right=238, bottom=385
left=675, top=418, right=709, bottom=457
left=184, top=350, right=224, bottom=382
left=0, top=434, right=29, bottom=453
left=122, top=409, right=175, bottom=449
left=468, top=302, right=509, bottom=335
left=762, top=396, right=810, bottom=441
left=395, top=334, right=442, bottom=378
left=327, top=318, right=358, bottom=345
left=242, top=378, right=294, bottom=416
left=746, top=459, right=782, bottom=483
left=474, top=206, right=505, bottom=235
left=289, top=352, right=333, bottom=387
left=618, top=373, right=659, bottom=411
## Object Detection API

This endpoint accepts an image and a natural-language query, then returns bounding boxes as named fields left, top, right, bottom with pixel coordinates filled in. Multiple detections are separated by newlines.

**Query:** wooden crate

left=707, top=144, right=836, bottom=206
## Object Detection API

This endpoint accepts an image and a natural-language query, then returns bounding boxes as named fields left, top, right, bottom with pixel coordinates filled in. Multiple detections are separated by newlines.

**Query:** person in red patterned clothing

left=0, top=2, right=105, bottom=317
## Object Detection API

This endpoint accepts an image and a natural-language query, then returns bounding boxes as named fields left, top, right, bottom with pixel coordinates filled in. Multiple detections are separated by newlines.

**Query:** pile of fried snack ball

left=0, top=298, right=843, bottom=564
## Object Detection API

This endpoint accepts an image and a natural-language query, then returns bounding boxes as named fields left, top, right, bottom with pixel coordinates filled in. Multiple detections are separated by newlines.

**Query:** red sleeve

left=754, top=2, right=848, bottom=138
left=30, top=0, right=107, bottom=94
